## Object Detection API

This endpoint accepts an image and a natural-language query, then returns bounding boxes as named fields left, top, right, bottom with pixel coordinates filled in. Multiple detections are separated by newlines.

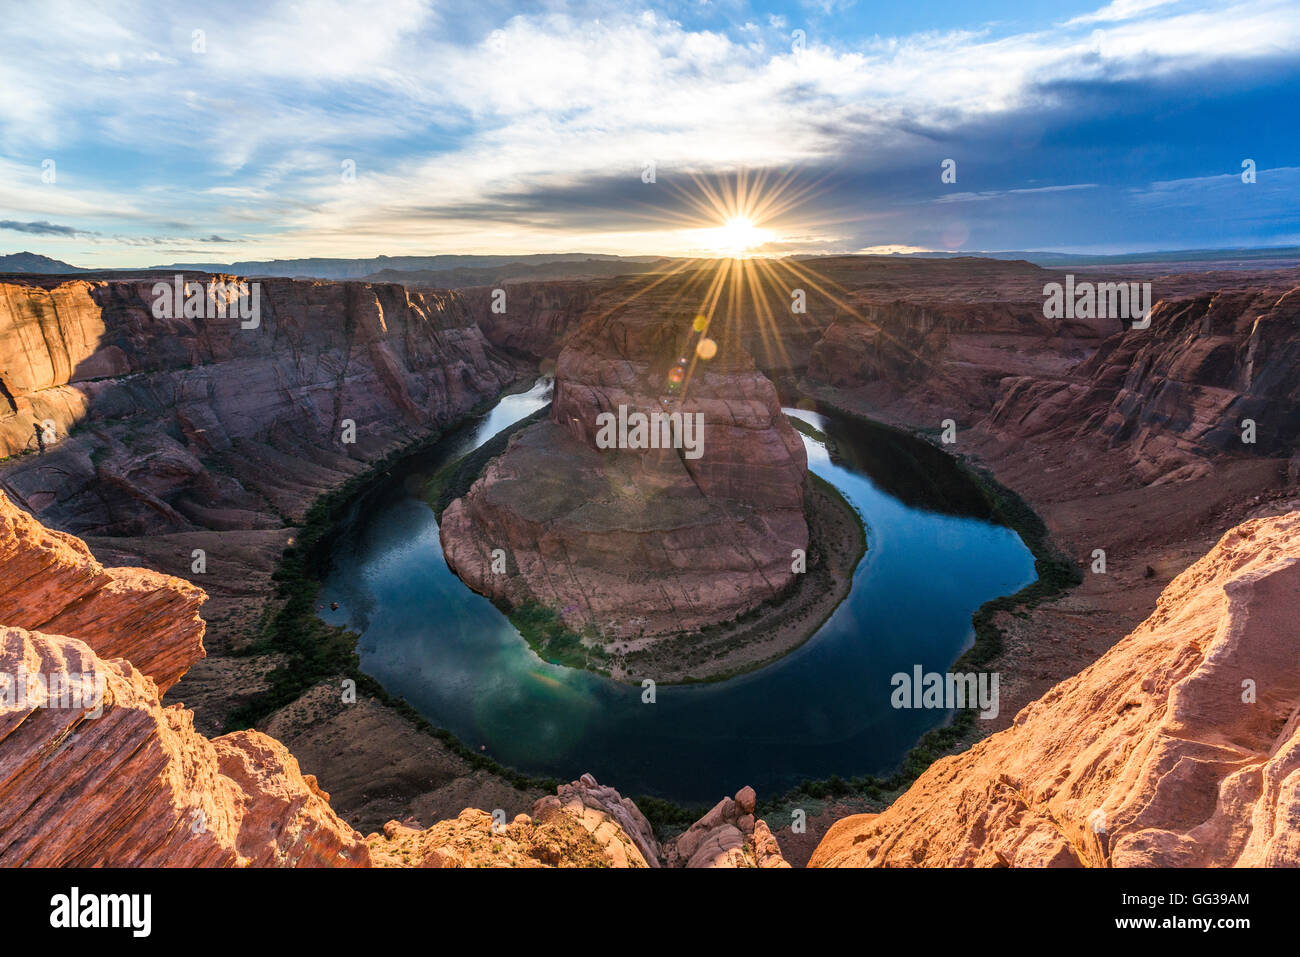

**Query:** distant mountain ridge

left=0, top=251, right=85, bottom=273
left=813, top=245, right=1300, bottom=269
left=145, top=253, right=668, bottom=280
left=8, top=246, right=1300, bottom=280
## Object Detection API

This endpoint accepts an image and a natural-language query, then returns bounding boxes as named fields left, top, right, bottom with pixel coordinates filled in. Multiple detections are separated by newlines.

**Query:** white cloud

left=1066, top=0, right=1181, bottom=27
left=0, top=0, right=1296, bottom=264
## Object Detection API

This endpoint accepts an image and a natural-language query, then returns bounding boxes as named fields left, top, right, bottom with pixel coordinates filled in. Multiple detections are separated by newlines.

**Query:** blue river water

left=317, top=379, right=1036, bottom=803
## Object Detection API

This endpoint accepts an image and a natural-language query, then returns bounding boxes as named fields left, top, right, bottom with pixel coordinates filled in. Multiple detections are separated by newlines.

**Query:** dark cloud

left=378, top=51, right=1300, bottom=253
left=0, top=220, right=95, bottom=237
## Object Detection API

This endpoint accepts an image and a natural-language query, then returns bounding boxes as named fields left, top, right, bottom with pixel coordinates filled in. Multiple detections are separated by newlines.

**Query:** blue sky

left=1, top=0, right=1297, bottom=267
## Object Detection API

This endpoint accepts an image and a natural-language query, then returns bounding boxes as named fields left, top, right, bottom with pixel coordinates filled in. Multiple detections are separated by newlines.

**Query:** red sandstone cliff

left=0, top=491, right=369, bottom=866
left=0, top=276, right=517, bottom=536
left=810, top=510, right=1300, bottom=867
left=799, top=266, right=1300, bottom=486
left=989, top=286, right=1300, bottom=482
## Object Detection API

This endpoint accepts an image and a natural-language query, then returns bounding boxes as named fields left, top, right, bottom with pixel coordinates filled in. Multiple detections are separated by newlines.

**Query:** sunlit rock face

left=441, top=270, right=810, bottom=641
left=809, top=511, right=1300, bottom=868
left=0, top=490, right=370, bottom=867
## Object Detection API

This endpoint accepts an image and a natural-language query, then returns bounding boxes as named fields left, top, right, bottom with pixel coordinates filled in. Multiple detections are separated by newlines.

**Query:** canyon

left=1, top=256, right=1298, bottom=866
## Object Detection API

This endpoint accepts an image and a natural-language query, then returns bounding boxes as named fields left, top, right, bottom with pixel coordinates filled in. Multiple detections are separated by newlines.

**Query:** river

left=316, top=378, right=1036, bottom=803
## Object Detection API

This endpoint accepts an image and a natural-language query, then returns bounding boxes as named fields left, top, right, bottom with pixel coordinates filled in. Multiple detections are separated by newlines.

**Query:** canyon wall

left=464, top=263, right=837, bottom=378
left=989, top=286, right=1300, bottom=482
left=0, top=276, right=517, bottom=536
left=800, top=267, right=1300, bottom=486
left=461, top=281, right=600, bottom=360
left=810, top=510, right=1300, bottom=867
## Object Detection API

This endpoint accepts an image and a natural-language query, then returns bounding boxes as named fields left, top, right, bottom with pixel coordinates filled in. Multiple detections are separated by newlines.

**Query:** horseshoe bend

left=0, top=253, right=1297, bottom=878
left=4, top=5, right=1300, bottom=920
left=438, top=271, right=860, bottom=681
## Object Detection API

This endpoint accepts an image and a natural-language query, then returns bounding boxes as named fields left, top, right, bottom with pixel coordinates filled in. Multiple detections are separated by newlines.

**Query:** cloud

left=0, top=220, right=94, bottom=237
left=0, top=0, right=1296, bottom=265
left=1066, top=0, right=1181, bottom=27
left=933, top=184, right=1100, bottom=204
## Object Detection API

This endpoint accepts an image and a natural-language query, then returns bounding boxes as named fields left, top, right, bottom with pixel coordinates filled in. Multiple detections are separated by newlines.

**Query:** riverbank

left=235, top=382, right=1068, bottom=836
left=756, top=393, right=1085, bottom=851
left=212, top=378, right=569, bottom=832
left=764, top=380, right=1292, bottom=859
left=426, top=408, right=868, bottom=684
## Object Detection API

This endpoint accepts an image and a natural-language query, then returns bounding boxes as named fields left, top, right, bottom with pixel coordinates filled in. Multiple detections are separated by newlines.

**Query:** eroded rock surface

left=0, top=276, right=516, bottom=535
left=441, top=271, right=809, bottom=640
left=368, top=773, right=661, bottom=868
left=666, top=785, right=790, bottom=868
left=0, top=489, right=368, bottom=866
left=809, top=512, right=1300, bottom=868
left=990, top=287, right=1300, bottom=483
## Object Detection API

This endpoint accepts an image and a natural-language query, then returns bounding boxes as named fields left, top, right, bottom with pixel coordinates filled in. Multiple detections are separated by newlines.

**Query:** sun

left=702, top=215, right=775, bottom=258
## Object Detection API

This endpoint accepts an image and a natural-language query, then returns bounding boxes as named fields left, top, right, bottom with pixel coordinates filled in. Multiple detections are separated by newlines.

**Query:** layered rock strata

left=441, top=272, right=809, bottom=639
left=809, top=511, right=1300, bottom=867
left=988, top=287, right=1300, bottom=482
left=0, top=490, right=368, bottom=866
left=0, top=276, right=516, bottom=535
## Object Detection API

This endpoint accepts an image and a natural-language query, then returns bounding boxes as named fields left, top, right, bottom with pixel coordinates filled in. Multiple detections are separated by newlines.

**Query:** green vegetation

left=785, top=413, right=828, bottom=444
left=421, top=401, right=610, bottom=672
left=632, top=795, right=707, bottom=831
left=425, top=404, right=551, bottom=520
left=758, top=402, right=1084, bottom=818
left=226, top=383, right=1080, bottom=832
left=223, top=388, right=563, bottom=797
left=507, top=601, right=610, bottom=671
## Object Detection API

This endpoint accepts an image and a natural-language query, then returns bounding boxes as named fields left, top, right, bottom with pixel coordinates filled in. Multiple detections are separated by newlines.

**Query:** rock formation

left=0, top=275, right=516, bottom=535
left=4, top=258, right=1298, bottom=870
left=664, top=785, right=790, bottom=868
left=809, top=511, right=1300, bottom=867
left=798, top=264, right=1300, bottom=487
left=0, top=490, right=369, bottom=866
left=462, top=281, right=599, bottom=360
left=989, top=286, right=1300, bottom=483
left=441, top=269, right=810, bottom=640
left=368, top=773, right=661, bottom=868
left=0, top=493, right=205, bottom=692
left=464, top=263, right=836, bottom=377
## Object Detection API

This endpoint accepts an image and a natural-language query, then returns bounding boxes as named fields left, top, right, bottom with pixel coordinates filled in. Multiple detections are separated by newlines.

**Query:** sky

left=1, top=0, right=1297, bottom=268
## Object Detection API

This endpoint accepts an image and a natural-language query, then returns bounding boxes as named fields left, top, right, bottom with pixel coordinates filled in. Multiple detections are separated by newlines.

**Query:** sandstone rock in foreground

left=0, top=489, right=369, bottom=866
left=0, top=623, right=370, bottom=866
left=366, top=774, right=791, bottom=868
left=810, top=511, right=1300, bottom=867
left=665, top=784, right=790, bottom=868
left=442, top=271, right=809, bottom=640
left=367, top=773, right=661, bottom=868
left=0, top=492, right=206, bottom=692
